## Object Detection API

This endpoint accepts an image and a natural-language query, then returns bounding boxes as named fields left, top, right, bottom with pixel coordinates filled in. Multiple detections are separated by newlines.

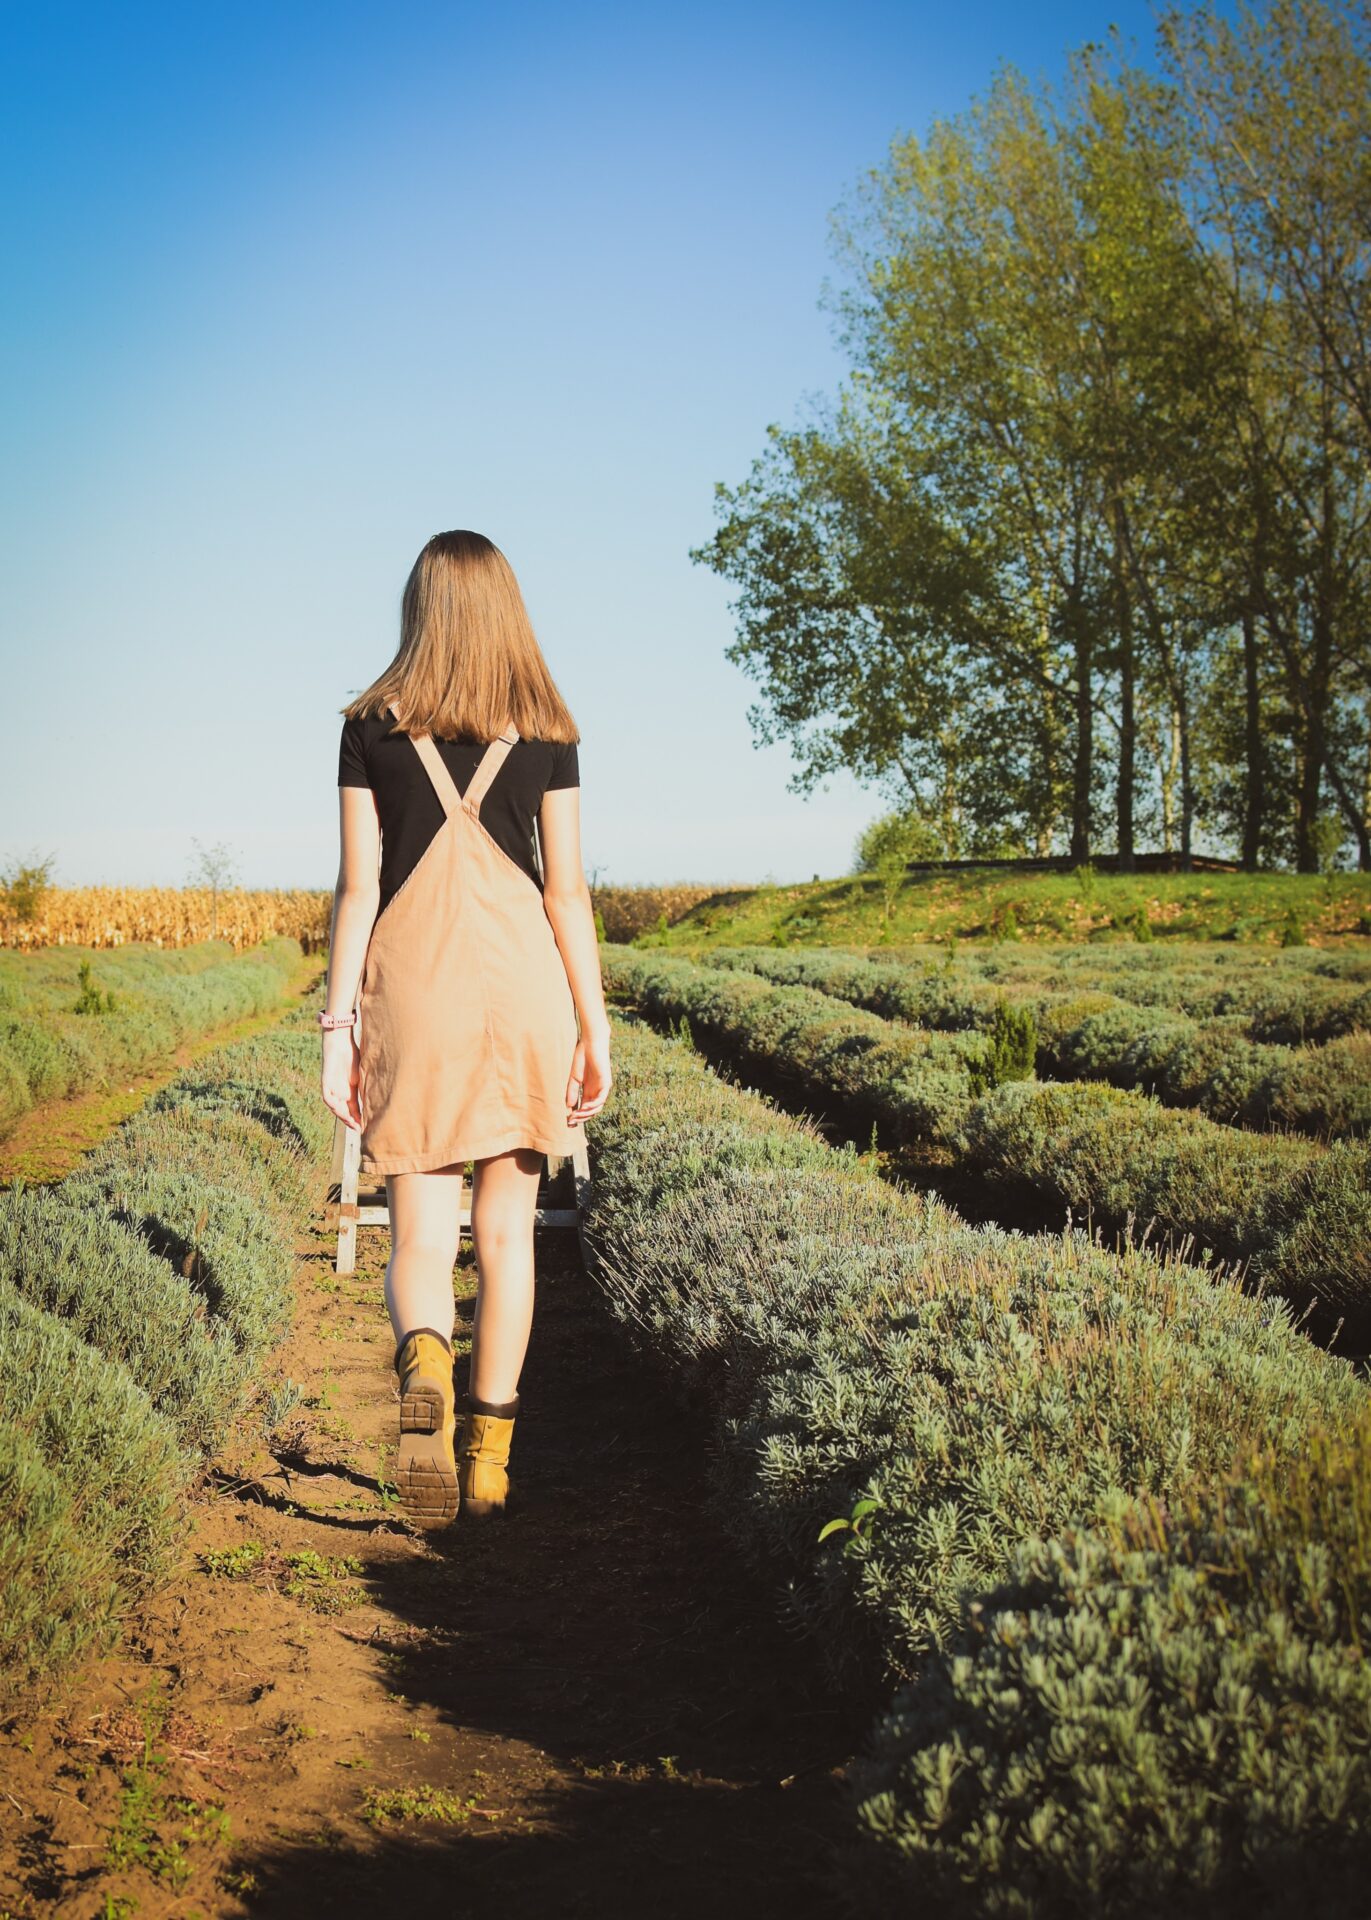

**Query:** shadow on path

left=231, top=1227, right=879, bottom=1920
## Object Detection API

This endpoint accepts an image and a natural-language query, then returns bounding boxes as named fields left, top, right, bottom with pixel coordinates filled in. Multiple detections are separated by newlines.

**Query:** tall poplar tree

left=694, top=1, right=1370, bottom=870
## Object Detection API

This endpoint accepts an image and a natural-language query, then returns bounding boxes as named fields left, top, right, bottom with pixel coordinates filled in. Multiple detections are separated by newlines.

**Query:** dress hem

left=360, top=1126, right=582, bottom=1176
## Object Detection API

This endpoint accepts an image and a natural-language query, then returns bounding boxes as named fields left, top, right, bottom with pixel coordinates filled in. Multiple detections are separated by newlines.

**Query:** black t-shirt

left=337, top=711, right=579, bottom=921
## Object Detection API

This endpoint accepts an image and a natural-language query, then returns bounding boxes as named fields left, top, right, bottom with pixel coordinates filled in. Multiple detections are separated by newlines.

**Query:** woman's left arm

left=321, top=785, right=381, bottom=1129
left=539, top=784, right=612, bottom=1123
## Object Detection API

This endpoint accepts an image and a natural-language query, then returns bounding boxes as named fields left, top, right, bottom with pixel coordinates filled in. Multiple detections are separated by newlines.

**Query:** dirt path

left=0, top=1195, right=872, bottom=1918
left=0, top=950, right=325, bottom=1186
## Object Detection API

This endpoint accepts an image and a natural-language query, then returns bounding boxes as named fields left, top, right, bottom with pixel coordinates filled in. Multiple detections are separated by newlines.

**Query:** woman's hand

left=321, top=1028, right=363, bottom=1130
left=566, top=1023, right=612, bottom=1126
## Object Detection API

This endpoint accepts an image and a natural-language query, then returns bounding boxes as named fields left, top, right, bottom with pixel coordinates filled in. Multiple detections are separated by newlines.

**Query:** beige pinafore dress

left=357, top=707, right=581, bottom=1176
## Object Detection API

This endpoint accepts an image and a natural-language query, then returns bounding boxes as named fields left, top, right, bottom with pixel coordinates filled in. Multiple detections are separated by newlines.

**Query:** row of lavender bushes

left=582, top=1010, right=1371, bottom=1916
left=600, top=947, right=1371, bottom=1347
left=0, top=980, right=329, bottom=1709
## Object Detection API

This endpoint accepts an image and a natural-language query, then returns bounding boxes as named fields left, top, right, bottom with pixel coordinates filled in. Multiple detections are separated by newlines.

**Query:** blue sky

left=1, top=0, right=1167, bottom=889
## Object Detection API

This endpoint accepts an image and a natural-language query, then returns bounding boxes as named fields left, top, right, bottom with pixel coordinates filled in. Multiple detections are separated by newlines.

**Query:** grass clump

left=360, top=1783, right=474, bottom=1828
left=104, top=1676, right=232, bottom=1890
left=199, top=1539, right=366, bottom=1615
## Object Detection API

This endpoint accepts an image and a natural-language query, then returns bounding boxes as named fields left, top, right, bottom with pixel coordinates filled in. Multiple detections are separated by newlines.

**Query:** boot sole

left=397, top=1383, right=459, bottom=1526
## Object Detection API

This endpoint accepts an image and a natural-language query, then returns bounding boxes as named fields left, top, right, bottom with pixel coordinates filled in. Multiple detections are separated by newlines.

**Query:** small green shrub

left=966, top=998, right=1037, bottom=1097
left=1281, top=906, right=1308, bottom=947
left=1265, top=1032, right=1371, bottom=1137
left=74, top=957, right=117, bottom=1015
left=201, top=1540, right=266, bottom=1580
left=0, top=856, right=56, bottom=925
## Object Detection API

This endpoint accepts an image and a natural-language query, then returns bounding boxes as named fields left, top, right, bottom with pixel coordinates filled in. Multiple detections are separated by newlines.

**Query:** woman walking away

left=319, top=529, right=612, bottom=1528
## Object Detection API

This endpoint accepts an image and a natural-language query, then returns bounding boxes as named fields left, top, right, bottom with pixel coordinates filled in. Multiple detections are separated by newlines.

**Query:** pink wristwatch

left=318, top=1008, right=358, bottom=1031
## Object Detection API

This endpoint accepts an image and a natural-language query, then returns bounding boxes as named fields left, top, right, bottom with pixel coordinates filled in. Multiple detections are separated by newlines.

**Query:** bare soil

left=0, top=1199, right=873, bottom=1920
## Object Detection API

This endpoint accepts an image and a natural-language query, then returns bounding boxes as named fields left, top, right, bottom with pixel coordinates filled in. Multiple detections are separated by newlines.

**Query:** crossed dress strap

left=462, top=726, right=520, bottom=815
left=387, top=702, right=519, bottom=820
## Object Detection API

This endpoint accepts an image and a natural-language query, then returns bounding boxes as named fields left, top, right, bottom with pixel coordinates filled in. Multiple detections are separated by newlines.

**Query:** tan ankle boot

left=393, top=1328, right=458, bottom=1526
left=455, top=1390, right=519, bottom=1519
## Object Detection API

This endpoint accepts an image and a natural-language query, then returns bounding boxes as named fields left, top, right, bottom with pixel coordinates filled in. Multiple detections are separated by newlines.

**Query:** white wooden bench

left=324, top=1119, right=591, bottom=1274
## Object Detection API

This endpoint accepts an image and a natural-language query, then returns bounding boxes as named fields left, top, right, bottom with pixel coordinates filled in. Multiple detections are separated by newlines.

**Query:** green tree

left=855, top=806, right=947, bottom=930
left=0, top=852, right=57, bottom=926
left=186, top=839, right=240, bottom=943
left=1159, top=0, right=1371, bottom=869
left=693, top=1, right=1370, bottom=873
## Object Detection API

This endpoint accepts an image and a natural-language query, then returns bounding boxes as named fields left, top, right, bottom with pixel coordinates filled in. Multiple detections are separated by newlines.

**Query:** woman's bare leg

left=383, top=1167, right=464, bottom=1346
left=468, top=1146, right=543, bottom=1403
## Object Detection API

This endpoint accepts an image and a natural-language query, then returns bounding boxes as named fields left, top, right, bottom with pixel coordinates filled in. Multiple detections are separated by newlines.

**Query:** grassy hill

left=635, top=865, right=1371, bottom=951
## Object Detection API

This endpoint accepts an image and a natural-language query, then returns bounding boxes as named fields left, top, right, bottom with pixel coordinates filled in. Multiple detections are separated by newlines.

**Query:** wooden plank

left=570, top=1129, right=593, bottom=1268
left=326, top=1200, right=582, bottom=1229
left=335, top=1119, right=361, bottom=1275
left=326, top=1116, right=592, bottom=1272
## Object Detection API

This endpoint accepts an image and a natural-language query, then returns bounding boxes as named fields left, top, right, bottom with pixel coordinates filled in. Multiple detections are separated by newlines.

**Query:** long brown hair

left=342, top=530, right=579, bottom=743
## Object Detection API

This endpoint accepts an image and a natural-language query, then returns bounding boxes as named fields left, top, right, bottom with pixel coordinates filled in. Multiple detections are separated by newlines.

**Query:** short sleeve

left=338, top=716, right=371, bottom=787
left=546, top=739, right=579, bottom=790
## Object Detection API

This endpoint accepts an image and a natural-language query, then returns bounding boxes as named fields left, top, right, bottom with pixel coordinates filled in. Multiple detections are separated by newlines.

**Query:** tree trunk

left=1161, top=705, right=1180, bottom=853
left=1294, top=611, right=1333, bottom=873
left=1069, top=608, right=1093, bottom=864
left=1323, top=751, right=1371, bottom=871
left=1295, top=716, right=1324, bottom=872
left=1295, top=457, right=1338, bottom=873
left=1115, top=575, right=1135, bottom=872
left=1241, top=610, right=1263, bottom=871
left=1178, top=687, right=1194, bottom=870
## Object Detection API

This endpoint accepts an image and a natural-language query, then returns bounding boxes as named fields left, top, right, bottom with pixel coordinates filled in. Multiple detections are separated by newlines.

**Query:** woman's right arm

left=538, top=784, right=611, bottom=1124
left=321, top=785, right=381, bottom=1128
